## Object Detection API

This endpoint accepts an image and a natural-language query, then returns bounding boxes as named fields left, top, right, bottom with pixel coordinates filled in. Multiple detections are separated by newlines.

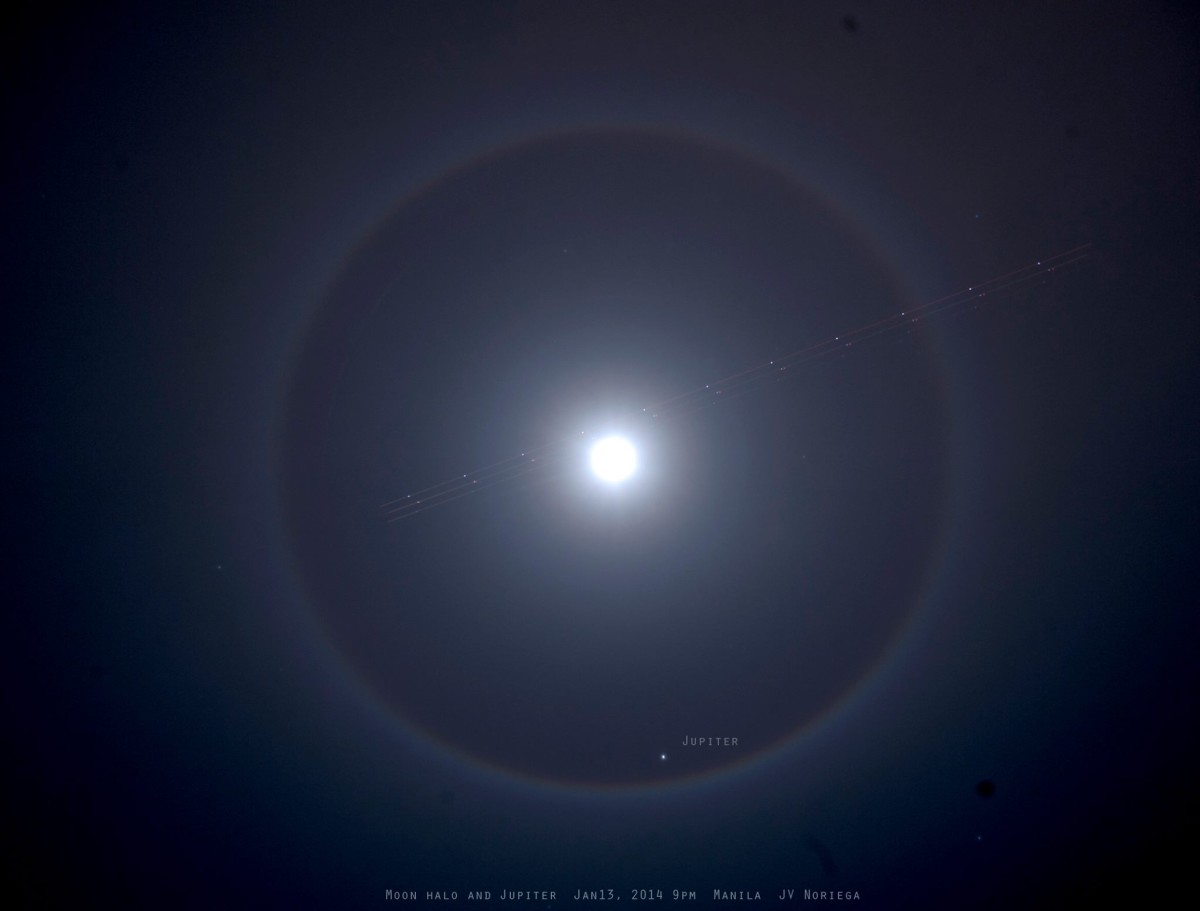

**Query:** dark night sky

left=6, top=2, right=1198, bottom=908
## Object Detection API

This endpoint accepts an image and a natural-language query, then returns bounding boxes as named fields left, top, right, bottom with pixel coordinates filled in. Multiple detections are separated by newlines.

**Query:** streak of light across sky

left=380, top=244, right=1090, bottom=521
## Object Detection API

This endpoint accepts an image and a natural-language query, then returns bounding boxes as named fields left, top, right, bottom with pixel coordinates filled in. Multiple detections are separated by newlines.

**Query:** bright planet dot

left=589, top=435, right=637, bottom=484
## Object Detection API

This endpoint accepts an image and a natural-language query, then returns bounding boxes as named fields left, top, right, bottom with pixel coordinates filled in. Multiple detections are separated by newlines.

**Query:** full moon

left=589, top=435, right=637, bottom=484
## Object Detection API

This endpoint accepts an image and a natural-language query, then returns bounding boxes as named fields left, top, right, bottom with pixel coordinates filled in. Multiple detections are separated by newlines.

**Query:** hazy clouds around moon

left=279, top=128, right=948, bottom=787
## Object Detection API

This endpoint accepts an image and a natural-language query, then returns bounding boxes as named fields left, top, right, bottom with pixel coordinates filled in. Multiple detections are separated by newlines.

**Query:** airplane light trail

left=380, top=244, right=1091, bottom=521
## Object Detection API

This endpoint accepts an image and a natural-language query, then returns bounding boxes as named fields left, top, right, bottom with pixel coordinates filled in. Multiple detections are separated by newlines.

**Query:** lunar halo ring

left=276, top=115, right=1083, bottom=796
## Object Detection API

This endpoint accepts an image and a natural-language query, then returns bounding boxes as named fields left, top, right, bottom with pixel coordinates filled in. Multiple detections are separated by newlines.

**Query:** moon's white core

left=589, top=436, right=637, bottom=484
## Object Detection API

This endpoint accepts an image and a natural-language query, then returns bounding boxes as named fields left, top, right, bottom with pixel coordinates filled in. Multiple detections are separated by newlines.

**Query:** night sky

left=7, top=3, right=1199, bottom=908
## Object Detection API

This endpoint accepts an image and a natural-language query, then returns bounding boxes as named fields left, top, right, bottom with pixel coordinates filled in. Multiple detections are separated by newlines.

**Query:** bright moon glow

left=589, top=436, right=637, bottom=484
